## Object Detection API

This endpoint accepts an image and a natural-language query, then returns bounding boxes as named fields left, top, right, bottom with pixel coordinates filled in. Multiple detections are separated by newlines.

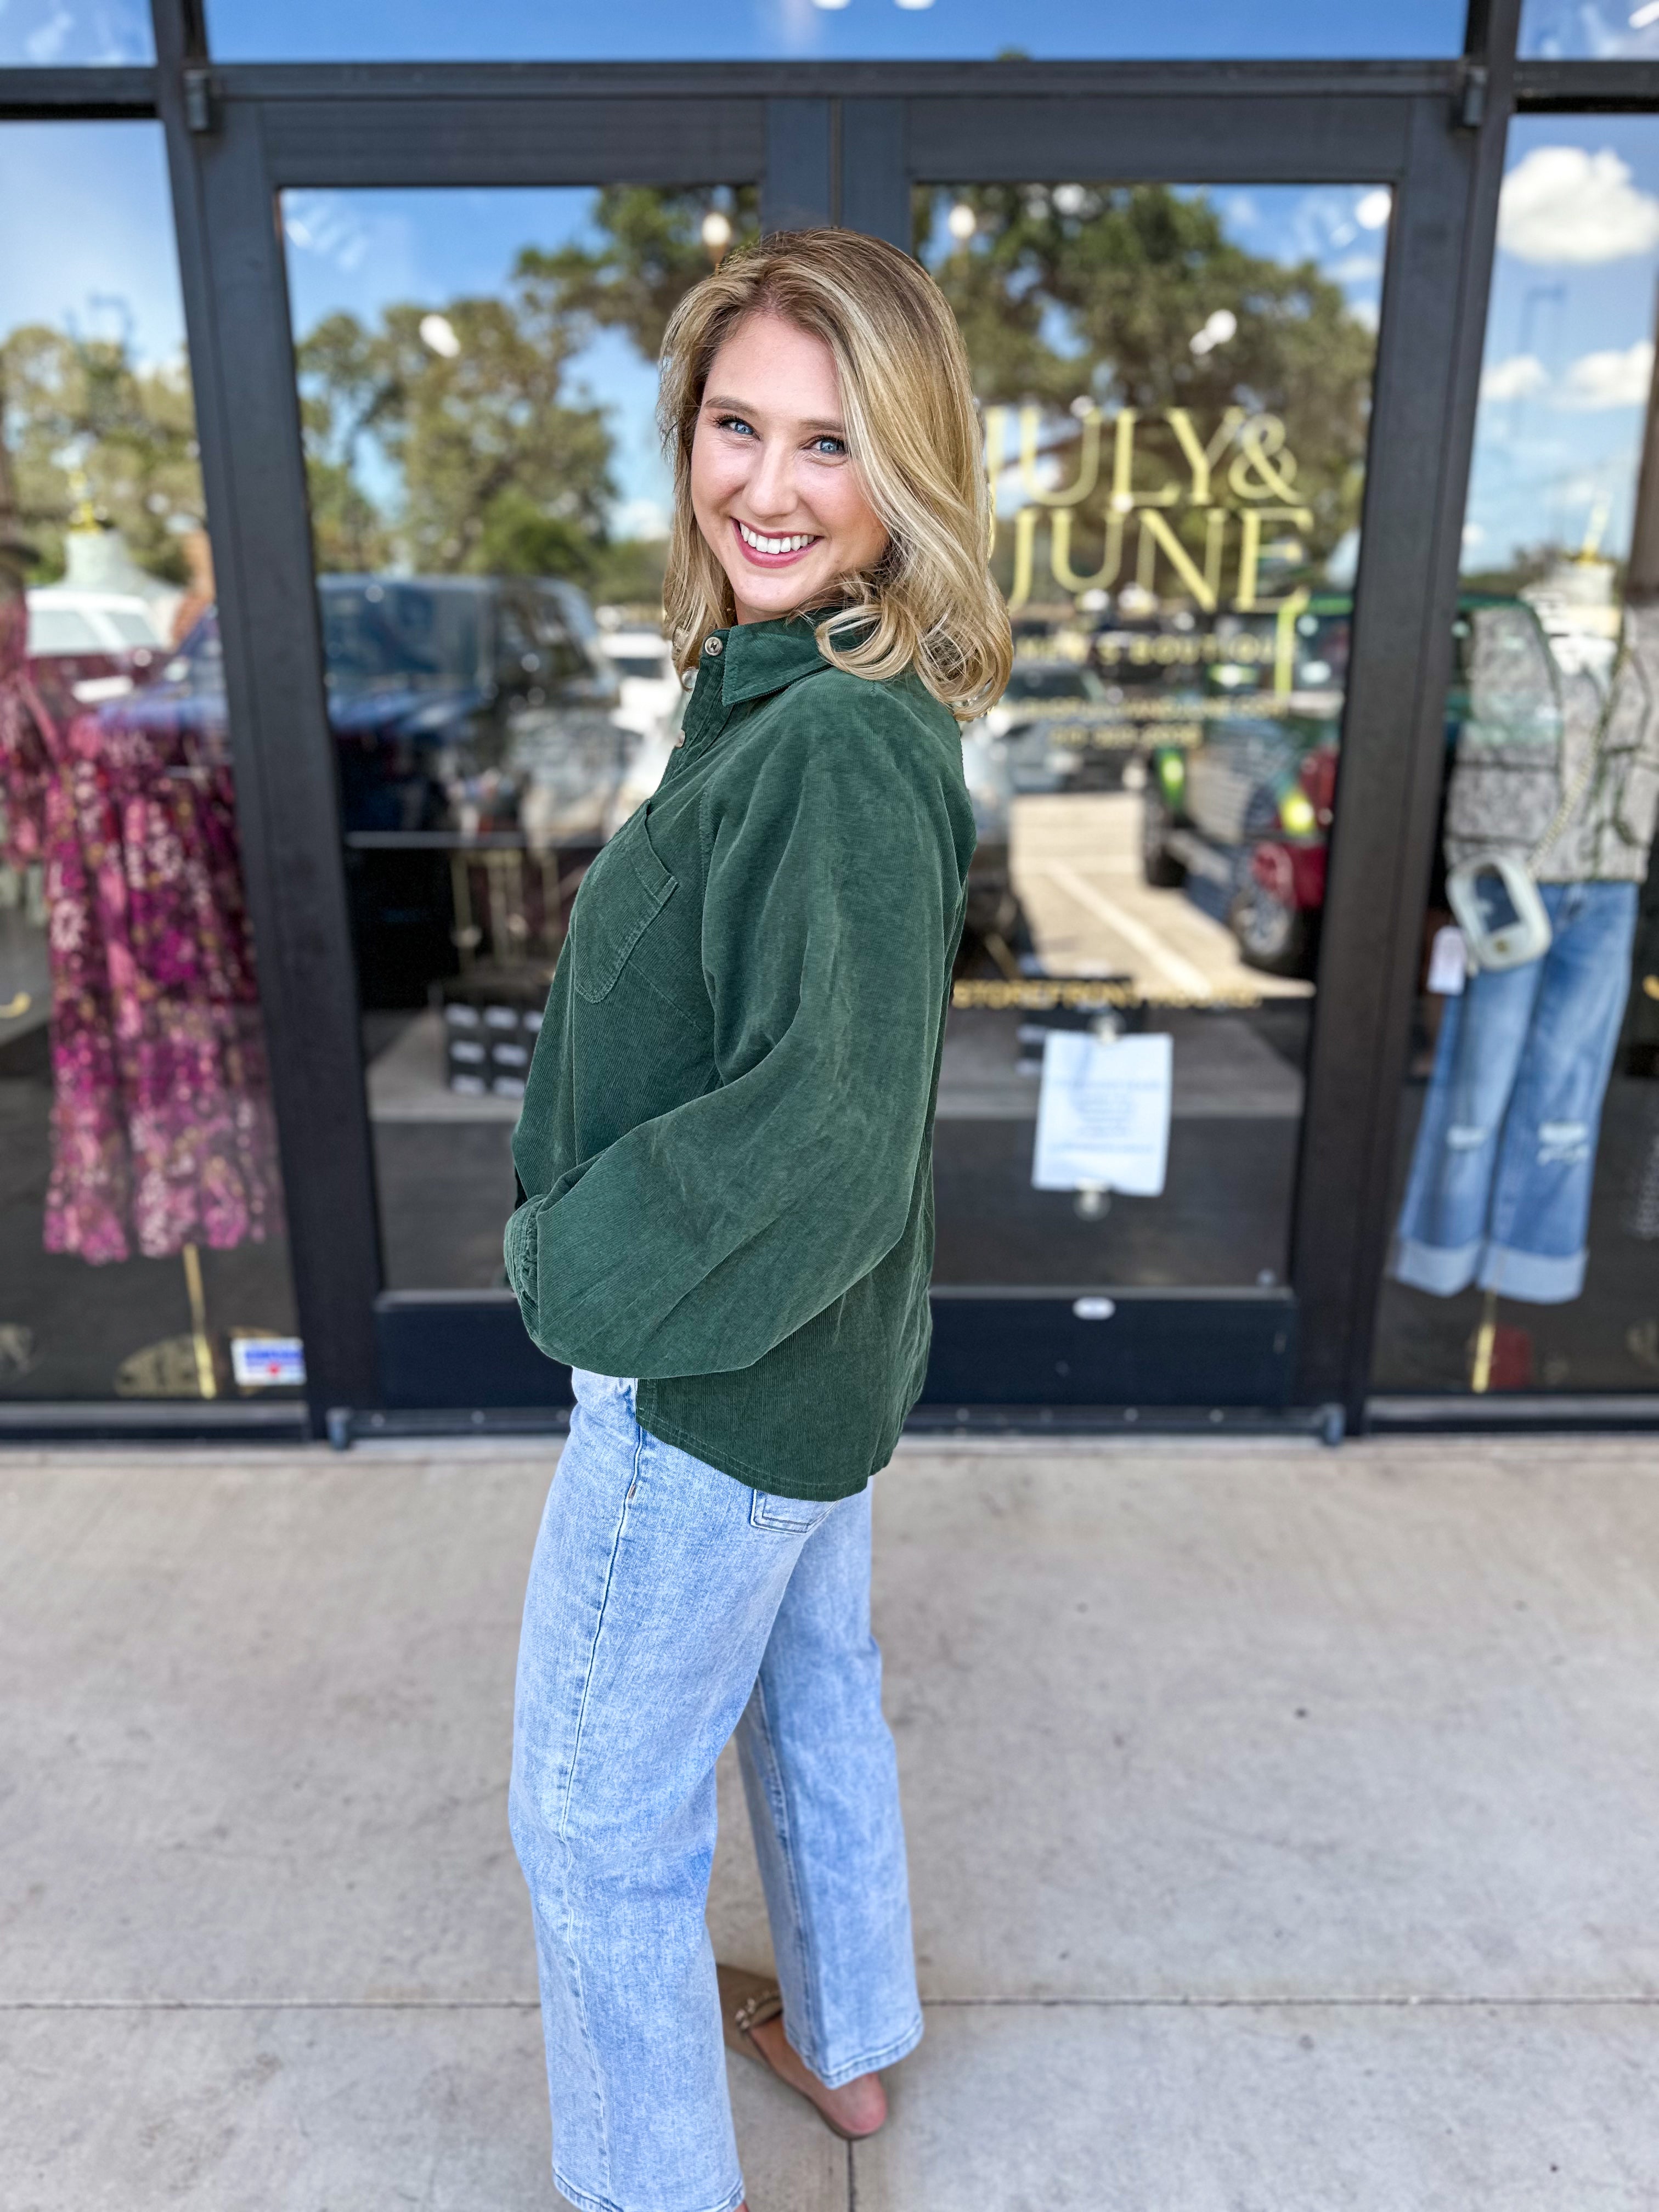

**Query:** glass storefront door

left=279, top=185, right=756, bottom=1298
left=269, top=170, right=1390, bottom=1408
left=917, top=180, right=1386, bottom=1391
left=139, top=56, right=1493, bottom=1425
left=0, top=120, right=302, bottom=1409
left=10, top=15, right=1654, bottom=1431
left=1372, top=115, right=1659, bottom=1403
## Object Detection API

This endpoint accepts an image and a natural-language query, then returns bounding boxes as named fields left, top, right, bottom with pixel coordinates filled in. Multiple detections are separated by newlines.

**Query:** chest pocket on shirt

left=572, top=805, right=678, bottom=1003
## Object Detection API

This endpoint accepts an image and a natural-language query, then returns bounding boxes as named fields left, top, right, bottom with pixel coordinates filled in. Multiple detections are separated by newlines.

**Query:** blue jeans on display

left=509, top=1369, right=922, bottom=2212
left=1392, top=880, right=1638, bottom=1304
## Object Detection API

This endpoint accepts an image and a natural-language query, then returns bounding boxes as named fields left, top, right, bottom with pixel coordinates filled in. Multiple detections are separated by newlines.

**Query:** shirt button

left=704, top=635, right=724, bottom=656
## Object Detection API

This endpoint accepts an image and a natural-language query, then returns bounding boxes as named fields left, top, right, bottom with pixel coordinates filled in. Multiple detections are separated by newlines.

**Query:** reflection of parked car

left=970, top=659, right=1130, bottom=794
left=104, top=573, right=628, bottom=1003
left=1140, top=597, right=1353, bottom=975
left=1138, top=595, right=1540, bottom=978
left=958, top=716, right=1021, bottom=974
left=26, top=587, right=166, bottom=712
left=957, top=658, right=1128, bottom=973
left=314, top=574, right=623, bottom=844
left=608, top=685, right=689, bottom=834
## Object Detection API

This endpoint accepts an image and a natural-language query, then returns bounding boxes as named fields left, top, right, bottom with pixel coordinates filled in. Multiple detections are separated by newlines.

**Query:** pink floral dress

left=0, top=594, right=283, bottom=1264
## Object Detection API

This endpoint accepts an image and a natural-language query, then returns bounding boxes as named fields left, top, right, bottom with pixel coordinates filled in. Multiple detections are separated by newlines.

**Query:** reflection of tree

left=298, top=283, right=612, bottom=580
left=520, top=185, right=759, bottom=361
left=919, top=185, right=1374, bottom=571
left=296, top=188, right=758, bottom=598
left=0, top=327, right=201, bottom=583
left=292, top=312, right=397, bottom=573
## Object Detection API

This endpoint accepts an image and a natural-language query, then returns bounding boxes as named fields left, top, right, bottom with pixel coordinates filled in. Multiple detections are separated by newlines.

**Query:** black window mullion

left=0, top=68, right=156, bottom=116
left=840, top=98, right=906, bottom=244
left=1290, top=7, right=1521, bottom=1420
left=763, top=96, right=834, bottom=232
left=152, top=6, right=385, bottom=1432
left=122, top=35, right=1620, bottom=1428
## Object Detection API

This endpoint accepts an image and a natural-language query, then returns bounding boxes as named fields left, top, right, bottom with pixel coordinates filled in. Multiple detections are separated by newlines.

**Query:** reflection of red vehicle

left=1142, top=593, right=1525, bottom=979
left=1232, top=743, right=1336, bottom=975
left=1136, top=596, right=1351, bottom=978
left=1143, top=720, right=1340, bottom=978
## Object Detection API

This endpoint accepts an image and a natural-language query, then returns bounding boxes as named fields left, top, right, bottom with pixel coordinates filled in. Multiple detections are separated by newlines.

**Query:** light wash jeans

left=509, top=1369, right=922, bottom=2212
left=1392, top=881, right=1637, bottom=1303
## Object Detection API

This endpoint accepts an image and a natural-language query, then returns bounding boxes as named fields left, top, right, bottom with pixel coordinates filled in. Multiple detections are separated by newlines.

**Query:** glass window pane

left=283, top=185, right=755, bottom=1291
left=1521, top=1, right=1659, bottom=58
left=1372, top=116, right=1659, bottom=1398
left=922, top=180, right=1387, bottom=1293
left=0, top=122, right=302, bottom=1402
left=0, top=2, right=152, bottom=64
left=209, top=0, right=1463, bottom=61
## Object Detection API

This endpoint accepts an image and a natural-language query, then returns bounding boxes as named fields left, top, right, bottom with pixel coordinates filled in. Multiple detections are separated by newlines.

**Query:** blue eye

left=811, top=436, right=847, bottom=458
left=716, top=414, right=756, bottom=437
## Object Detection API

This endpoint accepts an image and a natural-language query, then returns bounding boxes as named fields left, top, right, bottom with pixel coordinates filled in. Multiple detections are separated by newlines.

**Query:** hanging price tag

left=1426, top=924, right=1468, bottom=997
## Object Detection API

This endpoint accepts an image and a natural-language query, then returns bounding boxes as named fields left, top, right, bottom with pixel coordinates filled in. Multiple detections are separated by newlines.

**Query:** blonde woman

left=505, top=227, right=1010, bottom=2212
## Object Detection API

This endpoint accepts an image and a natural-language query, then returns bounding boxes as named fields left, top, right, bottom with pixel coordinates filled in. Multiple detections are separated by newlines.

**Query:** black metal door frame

left=15, top=0, right=1619, bottom=1437
left=152, top=25, right=1516, bottom=1436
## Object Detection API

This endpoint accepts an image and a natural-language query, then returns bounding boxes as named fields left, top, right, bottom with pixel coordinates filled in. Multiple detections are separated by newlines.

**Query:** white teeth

left=737, top=522, right=816, bottom=556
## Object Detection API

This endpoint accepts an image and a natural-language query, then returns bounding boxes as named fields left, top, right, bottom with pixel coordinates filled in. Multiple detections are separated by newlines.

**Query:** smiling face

left=689, top=309, right=890, bottom=627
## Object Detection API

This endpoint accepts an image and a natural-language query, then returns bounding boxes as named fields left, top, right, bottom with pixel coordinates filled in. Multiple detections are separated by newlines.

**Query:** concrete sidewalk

left=4, top=1432, right=1658, bottom=2209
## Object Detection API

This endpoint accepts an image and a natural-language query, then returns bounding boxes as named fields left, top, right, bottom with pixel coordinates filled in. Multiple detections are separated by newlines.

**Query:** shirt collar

left=707, top=608, right=842, bottom=708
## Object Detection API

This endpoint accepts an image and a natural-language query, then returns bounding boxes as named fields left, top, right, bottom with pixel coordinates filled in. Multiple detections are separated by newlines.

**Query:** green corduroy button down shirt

left=504, top=611, right=975, bottom=1500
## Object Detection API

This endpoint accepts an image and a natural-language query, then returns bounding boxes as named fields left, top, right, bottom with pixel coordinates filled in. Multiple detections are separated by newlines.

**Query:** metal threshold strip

left=0, top=1401, right=308, bottom=1444
left=319, top=1402, right=1346, bottom=1451
left=905, top=1403, right=1346, bottom=1444
left=1366, top=1395, right=1659, bottom=1434
left=4, top=1400, right=1657, bottom=1449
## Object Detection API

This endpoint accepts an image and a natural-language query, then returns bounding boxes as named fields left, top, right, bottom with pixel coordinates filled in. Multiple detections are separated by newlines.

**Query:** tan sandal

left=716, top=1962, right=873, bottom=2143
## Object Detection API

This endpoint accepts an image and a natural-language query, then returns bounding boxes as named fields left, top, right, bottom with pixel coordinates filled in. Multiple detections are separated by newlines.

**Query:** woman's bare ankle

left=747, top=2014, right=887, bottom=2136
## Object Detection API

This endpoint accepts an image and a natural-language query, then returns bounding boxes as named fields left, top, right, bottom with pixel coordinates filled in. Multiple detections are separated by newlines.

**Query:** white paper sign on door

left=1031, top=1031, right=1173, bottom=1196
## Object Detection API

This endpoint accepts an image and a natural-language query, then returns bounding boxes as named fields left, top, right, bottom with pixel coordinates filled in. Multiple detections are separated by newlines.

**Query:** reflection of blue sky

left=1520, top=0, right=1659, bottom=58
left=0, top=159, right=1389, bottom=544
left=10, top=118, right=1656, bottom=584
left=282, top=187, right=674, bottom=537
left=1212, top=185, right=1389, bottom=325
left=918, top=184, right=1387, bottom=522
left=290, top=182, right=1393, bottom=543
left=202, top=0, right=1461, bottom=60
left=0, top=123, right=185, bottom=361
left=0, top=0, right=1464, bottom=61
left=914, top=183, right=1390, bottom=317
left=1464, top=117, right=1659, bottom=574
left=16, top=0, right=1659, bottom=67
left=0, top=1, right=151, bottom=64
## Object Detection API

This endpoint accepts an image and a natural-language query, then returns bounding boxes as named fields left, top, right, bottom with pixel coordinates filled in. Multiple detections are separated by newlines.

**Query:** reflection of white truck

left=597, top=624, right=685, bottom=832
left=598, top=625, right=680, bottom=743
left=25, top=588, right=168, bottom=703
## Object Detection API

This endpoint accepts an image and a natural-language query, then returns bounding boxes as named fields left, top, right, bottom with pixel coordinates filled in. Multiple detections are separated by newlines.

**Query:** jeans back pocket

left=749, top=1487, right=832, bottom=1536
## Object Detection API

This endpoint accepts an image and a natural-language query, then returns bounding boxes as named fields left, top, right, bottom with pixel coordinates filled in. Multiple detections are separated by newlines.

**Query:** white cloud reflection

left=1556, top=340, right=1655, bottom=411
left=1498, top=146, right=1659, bottom=265
left=1480, top=354, right=1550, bottom=402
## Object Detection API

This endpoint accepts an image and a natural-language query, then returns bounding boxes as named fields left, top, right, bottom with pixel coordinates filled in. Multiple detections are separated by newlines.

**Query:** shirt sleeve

left=505, top=689, right=961, bottom=1379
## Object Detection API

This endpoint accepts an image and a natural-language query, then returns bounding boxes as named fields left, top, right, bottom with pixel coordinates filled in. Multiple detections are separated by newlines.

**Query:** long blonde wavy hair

left=657, top=228, right=1012, bottom=724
